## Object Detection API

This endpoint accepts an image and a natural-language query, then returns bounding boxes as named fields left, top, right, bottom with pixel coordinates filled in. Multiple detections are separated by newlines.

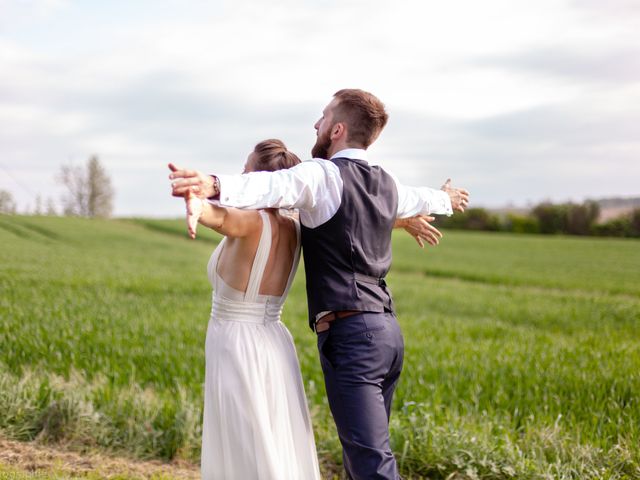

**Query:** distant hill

left=594, top=196, right=640, bottom=222
left=489, top=196, right=640, bottom=223
left=596, top=196, right=640, bottom=209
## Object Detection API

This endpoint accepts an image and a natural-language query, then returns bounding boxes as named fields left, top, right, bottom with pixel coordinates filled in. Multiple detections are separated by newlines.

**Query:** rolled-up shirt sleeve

left=212, top=159, right=343, bottom=222
left=390, top=173, right=453, bottom=218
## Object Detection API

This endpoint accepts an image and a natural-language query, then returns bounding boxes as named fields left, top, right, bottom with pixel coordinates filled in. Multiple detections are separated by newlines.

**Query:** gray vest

left=301, top=157, right=399, bottom=329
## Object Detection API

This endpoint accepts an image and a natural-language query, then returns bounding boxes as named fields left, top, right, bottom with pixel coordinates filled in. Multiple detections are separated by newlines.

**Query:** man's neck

left=328, top=142, right=365, bottom=159
left=330, top=148, right=369, bottom=161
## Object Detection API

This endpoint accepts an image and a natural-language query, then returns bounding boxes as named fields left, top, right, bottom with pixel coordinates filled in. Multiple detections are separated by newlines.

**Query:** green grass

left=1, top=215, right=639, bottom=479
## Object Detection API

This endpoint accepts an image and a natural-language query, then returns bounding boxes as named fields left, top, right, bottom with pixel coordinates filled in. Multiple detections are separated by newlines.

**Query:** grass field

left=1, top=214, right=639, bottom=479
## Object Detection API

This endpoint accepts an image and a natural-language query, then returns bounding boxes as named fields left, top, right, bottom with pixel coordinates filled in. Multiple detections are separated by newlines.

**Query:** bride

left=169, top=139, right=442, bottom=480
left=171, top=139, right=320, bottom=480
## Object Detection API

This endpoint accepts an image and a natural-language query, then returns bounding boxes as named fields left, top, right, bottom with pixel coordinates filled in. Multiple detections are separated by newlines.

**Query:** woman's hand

left=395, top=215, right=443, bottom=248
left=185, top=188, right=204, bottom=239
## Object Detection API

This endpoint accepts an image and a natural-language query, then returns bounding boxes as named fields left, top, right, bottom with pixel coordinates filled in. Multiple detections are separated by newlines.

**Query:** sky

left=0, top=0, right=639, bottom=217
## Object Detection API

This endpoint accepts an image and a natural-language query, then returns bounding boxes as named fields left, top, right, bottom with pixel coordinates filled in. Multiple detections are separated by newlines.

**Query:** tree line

left=434, top=201, right=640, bottom=238
left=1, top=156, right=114, bottom=217
left=2, top=161, right=638, bottom=239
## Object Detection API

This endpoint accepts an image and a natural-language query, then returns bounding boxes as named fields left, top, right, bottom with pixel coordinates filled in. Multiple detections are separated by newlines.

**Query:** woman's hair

left=252, top=139, right=301, bottom=172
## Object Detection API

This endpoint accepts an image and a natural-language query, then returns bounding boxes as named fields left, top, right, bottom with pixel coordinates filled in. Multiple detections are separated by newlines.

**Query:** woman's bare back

left=216, top=210, right=298, bottom=297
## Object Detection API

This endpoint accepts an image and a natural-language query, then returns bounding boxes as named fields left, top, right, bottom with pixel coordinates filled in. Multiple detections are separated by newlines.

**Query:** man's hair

left=332, top=89, right=389, bottom=148
left=253, top=139, right=301, bottom=172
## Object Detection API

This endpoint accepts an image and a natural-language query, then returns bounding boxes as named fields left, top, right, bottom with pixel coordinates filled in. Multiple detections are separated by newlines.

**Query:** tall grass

left=1, top=215, right=639, bottom=478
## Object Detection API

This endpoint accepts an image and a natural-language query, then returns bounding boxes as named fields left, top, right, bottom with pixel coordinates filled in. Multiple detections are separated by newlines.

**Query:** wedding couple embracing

left=169, top=89, right=469, bottom=480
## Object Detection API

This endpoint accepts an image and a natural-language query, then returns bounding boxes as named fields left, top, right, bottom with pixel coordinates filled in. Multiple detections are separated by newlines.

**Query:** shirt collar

left=330, top=148, right=368, bottom=161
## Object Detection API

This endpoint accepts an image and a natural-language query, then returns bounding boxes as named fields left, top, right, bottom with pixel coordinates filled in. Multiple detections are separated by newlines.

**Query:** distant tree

left=34, top=194, right=43, bottom=215
left=59, top=163, right=87, bottom=216
left=531, top=202, right=568, bottom=234
left=59, top=155, right=114, bottom=218
left=0, top=189, right=17, bottom=214
left=631, top=208, right=640, bottom=237
left=86, top=156, right=114, bottom=217
left=464, top=208, right=501, bottom=231
left=566, top=201, right=599, bottom=235
left=46, top=197, right=57, bottom=216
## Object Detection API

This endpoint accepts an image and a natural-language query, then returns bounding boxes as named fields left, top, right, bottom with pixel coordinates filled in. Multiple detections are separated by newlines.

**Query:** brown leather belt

left=314, top=310, right=360, bottom=333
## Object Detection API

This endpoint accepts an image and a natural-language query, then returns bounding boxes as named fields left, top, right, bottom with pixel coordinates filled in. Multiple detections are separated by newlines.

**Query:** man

left=171, top=89, right=469, bottom=479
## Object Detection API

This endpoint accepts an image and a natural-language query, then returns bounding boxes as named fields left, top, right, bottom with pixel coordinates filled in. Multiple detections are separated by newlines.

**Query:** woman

left=175, top=139, right=321, bottom=479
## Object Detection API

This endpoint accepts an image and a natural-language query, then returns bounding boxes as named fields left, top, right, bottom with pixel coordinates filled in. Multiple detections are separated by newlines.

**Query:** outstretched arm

left=184, top=189, right=261, bottom=239
left=394, top=175, right=470, bottom=218
left=169, top=160, right=341, bottom=212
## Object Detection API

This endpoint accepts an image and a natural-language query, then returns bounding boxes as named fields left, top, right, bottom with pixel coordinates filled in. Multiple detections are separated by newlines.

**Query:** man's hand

left=441, top=178, right=470, bottom=212
left=395, top=215, right=442, bottom=248
left=168, top=163, right=216, bottom=198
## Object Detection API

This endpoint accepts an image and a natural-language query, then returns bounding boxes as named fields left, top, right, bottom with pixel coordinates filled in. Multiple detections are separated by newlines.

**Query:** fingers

left=424, top=222, right=443, bottom=239
left=168, top=168, right=199, bottom=180
left=424, top=232, right=439, bottom=246
left=459, top=194, right=469, bottom=212
left=168, top=163, right=180, bottom=172
left=186, top=194, right=202, bottom=240
left=171, top=178, right=199, bottom=194
left=172, top=185, right=192, bottom=197
left=413, top=230, right=438, bottom=247
left=187, top=216, right=198, bottom=239
left=418, top=227, right=439, bottom=246
left=410, top=231, right=425, bottom=248
left=416, top=218, right=442, bottom=240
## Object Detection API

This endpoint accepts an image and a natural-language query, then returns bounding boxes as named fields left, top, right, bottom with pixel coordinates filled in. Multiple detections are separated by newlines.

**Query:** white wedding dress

left=200, top=211, right=321, bottom=480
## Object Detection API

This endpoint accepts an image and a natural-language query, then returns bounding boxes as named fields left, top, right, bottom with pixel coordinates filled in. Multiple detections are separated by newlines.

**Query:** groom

left=171, top=89, right=469, bottom=479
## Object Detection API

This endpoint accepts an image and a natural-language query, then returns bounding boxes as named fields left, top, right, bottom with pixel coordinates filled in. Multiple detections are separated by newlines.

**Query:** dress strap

left=281, top=217, right=302, bottom=298
left=244, top=211, right=271, bottom=302
left=208, top=236, right=226, bottom=291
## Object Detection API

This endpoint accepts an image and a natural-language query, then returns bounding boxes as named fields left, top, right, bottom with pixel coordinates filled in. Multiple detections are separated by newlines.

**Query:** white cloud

left=0, top=0, right=638, bottom=215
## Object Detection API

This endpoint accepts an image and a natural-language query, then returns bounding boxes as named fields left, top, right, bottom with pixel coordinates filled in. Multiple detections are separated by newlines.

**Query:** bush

left=504, top=214, right=539, bottom=234
left=566, top=201, right=599, bottom=235
left=593, top=208, right=640, bottom=238
left=436, top=208, right=501, bottom=231
left=531, top=201, right=600, bottom=235
left=531, top=202, right=568, bottom=234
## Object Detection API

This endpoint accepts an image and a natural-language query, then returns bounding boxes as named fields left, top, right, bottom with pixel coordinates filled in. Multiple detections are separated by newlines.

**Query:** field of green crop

left=1, top=214, right=639, bottom=479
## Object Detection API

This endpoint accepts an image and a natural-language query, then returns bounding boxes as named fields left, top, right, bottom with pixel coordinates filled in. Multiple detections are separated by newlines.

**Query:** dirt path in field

left=0, top=437, right=199, bottom=479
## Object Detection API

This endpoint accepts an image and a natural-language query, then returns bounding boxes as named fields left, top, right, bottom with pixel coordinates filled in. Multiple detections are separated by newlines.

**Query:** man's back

left=301, top=156, right=398, bottom=327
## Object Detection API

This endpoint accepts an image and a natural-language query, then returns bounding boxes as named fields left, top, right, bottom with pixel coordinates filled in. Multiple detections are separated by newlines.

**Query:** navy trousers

left=317, top=312, right=404, bottom=480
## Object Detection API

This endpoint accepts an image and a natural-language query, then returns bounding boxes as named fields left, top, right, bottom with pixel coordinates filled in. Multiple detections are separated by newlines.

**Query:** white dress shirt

left=214, top=149, right=452, bottom=228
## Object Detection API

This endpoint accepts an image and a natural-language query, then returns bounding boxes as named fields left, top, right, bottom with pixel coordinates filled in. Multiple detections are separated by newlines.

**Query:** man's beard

left=311, top=129, right=332, bottom=159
